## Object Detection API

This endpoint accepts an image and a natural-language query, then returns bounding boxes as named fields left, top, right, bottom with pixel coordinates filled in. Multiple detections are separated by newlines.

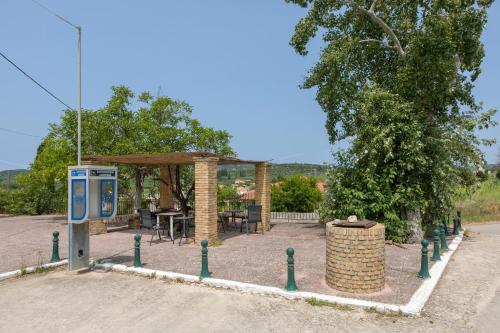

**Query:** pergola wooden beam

left=83, top=152, right=264, bottom=166
left=83, top=151, right=271, bottom=246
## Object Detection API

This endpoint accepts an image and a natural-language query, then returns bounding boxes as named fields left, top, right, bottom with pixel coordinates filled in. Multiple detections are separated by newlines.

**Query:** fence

left=271, top=212, right=319, bottom=223
left=48, top=195, right=159, bottom=215
left=217, top=193, right=255, bottom=213
left=41, top=193, right=319, bottom=223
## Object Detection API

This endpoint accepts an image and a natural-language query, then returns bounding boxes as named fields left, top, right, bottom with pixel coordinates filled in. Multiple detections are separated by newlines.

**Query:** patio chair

left=240, top=205, right=263, bottom=235
left=139, top=208, right=167, bottom=245
left=217, top=213, right=226, bottom=233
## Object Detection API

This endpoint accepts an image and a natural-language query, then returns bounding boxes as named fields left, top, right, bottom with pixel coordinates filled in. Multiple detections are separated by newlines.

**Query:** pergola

left=84, top=152, right=272, bottom=245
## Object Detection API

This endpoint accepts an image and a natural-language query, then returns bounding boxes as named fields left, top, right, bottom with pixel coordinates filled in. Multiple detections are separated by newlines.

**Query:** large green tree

left=271, top=175, right=323, bottom=213
left=14, top=86, right=234, bottom=214
left=287, top=0, right=497, bottom=228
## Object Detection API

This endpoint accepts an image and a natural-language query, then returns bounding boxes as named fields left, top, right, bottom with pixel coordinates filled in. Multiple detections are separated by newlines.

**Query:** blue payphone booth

left=68, top=165, right=117, bottom=271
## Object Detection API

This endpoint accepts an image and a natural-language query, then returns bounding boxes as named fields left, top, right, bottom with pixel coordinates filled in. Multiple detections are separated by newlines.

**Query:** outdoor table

left=173, top=216, right=194, bottom=245
left=224, top=209, right=244, bottom=229
left=156, top=211, right=183, bottom=241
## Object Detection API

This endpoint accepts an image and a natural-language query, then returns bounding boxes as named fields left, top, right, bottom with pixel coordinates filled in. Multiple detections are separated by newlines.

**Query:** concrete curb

left=402, top=232, right=464, bottom=315
left=95, top=231, right=464, bottom=316
left=0, top=259, right=68, bottom=282
left=0, top=231, right=463, bottom=316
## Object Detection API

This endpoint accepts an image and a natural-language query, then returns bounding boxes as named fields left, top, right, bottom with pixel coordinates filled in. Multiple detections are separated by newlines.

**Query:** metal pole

left=77, top=26, right=82, bottom=166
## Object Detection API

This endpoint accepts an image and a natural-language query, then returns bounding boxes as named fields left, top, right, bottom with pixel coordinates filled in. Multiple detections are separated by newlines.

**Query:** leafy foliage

left=288, top=0, right=497, bottom=229
left=271, top=175, right=323, bottom=212
left=9, top=86, right=233, bottom=214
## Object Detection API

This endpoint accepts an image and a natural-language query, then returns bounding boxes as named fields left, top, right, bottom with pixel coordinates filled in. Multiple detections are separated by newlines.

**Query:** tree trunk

left=134, top=168, right=145, bottom=212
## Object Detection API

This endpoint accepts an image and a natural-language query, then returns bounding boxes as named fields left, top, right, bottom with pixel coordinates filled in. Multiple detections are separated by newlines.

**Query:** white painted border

left=94, top=232, right=464, bottom=316
left=402, top=232, right=464, bottom=315
left=0, top=259, right=68, bottom=282
left=0, top=232, right=464, bottom=316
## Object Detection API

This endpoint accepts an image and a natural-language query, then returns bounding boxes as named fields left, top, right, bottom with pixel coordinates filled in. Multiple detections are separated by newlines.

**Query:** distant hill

left=0, top=169, right=27, bottom=188
left=217, top=163, right=329, bottom=185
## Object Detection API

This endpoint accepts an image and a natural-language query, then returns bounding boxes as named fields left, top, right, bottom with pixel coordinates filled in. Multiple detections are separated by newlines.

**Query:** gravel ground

left=1, top=215, right=433, bottom=304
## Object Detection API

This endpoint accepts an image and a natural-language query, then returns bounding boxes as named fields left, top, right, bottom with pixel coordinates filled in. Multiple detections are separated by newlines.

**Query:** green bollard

left=133, top=233, right=142, bottom=267
left=285, top=247, right=298, bottom=291
left=431, top=229, right=441, bottom=261
left=418, top=239, right=431, bottom=279
left=50, top=230, right=61, bottom=263
left=442, top=220, right=448, bottom=236
left=457, top=211, right=462, bottom=230
left=200, top=240, right=211, bottom=279
left=453, top=217, right=459, bottom=236
left=440, top=224, right=449, bottom=251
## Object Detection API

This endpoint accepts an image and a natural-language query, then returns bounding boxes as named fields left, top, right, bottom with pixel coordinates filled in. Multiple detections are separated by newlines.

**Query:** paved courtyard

left=1, top=215, right=429, bottom=303
left=0, top=223, right=499, bottom=332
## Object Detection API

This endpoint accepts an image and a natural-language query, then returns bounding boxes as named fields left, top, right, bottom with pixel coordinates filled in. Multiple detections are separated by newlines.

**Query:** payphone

left=68, top=165, right=117, bottom=271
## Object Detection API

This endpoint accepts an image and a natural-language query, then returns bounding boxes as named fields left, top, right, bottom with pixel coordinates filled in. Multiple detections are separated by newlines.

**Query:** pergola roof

left=83, top=152, right=266, bottom=166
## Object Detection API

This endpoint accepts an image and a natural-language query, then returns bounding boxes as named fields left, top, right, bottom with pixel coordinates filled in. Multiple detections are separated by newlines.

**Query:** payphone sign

left=90, top=170, right=116, bottom=177
left=71, top=169, right=87, bottom=177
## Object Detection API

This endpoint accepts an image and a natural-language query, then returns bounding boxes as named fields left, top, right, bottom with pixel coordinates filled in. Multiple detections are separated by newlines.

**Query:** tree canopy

left=287, top=0, right=497, bottom=228
left=12, top=86, right=234, bottom=214
left=271, top=175, right=323, bottom=212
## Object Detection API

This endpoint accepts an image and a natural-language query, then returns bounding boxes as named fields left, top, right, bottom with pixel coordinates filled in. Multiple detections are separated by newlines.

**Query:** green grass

left=455, top=178, right=500, bottom=223
left=305, top=298, right=353, bottom=311
left=364, top=306, right=405, bottom=317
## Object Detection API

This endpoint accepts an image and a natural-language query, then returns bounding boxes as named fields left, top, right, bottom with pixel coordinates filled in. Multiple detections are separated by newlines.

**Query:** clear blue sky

left=1, top=1, right=499, bottom=171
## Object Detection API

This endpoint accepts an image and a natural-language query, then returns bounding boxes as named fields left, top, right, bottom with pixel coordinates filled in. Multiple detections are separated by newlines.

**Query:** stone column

left=255, top=162, right=272, bottom=231
left=159, top=165, right=176, bottom=209
left=193, top=157, right=219, bottom=245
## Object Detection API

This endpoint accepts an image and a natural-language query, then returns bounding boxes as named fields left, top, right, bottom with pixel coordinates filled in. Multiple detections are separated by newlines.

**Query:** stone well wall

left=326, top=222, right=385, bottom=294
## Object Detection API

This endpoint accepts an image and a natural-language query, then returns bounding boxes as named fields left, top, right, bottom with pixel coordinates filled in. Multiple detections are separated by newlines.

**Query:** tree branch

left=359, top=38, right=399, bottom=52
left=359, top=2, right=406, bottom=59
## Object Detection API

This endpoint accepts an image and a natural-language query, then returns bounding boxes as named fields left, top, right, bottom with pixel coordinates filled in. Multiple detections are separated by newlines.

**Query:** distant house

left=239, top=189, right=255, bottom=201
left=316, top=181, right=327, bottom=193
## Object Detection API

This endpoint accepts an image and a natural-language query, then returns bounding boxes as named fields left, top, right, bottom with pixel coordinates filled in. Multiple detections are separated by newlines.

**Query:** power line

left=0, top=51, right=74, bottom=111
left=0, top=127, right=42, bottom=138
left=31, top=0, right=79, bottom=29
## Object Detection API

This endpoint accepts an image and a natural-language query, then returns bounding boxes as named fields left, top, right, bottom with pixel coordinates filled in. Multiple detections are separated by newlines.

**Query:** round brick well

left=325, top=222, right=385, bottom=293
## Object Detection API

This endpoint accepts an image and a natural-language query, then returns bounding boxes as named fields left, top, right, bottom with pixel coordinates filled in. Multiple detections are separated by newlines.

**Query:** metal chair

left=240, top=205, right=263, bottom=235
left=218, top=213, right=226, bottom=233
left=139, top=208, right=167, bottom=245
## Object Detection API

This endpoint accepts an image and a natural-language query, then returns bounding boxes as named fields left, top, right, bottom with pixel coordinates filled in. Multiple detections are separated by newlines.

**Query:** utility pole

left=31, top=0, right=82, bottom=165
left=77, top=26, right=81, bottom=165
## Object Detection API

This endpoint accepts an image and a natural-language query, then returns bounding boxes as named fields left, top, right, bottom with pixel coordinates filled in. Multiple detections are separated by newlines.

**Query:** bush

left=476, top=170, right=489, bottom=182
left=496, top=169, right=500, bottom=180
left=0, top=188, right=11, bottom=213
left=271, top=175, right=323, bottom=213
left=381, top=218, right=411, bottom=244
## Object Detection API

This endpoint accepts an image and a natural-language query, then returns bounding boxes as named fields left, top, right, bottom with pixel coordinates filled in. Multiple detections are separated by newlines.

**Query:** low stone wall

left=89, top=219, right=107, bottom=235
left=88, top=214, right=139, bottom=235
left=326, top=222, right=385, bottom=294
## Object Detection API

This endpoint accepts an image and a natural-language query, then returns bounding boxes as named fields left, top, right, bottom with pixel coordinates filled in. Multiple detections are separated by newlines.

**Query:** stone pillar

left=159, top=165, right=176, bottom=209
left=326, top=222, right=385, bottom=293
left=255, top=162, right=272, bottom=231
left=193, top=157, right=219, bottom=245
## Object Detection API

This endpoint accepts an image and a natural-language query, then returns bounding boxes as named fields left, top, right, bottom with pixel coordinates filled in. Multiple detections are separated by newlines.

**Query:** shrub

left=381, top=218, right=411, bottom=244
left=271, top=175, right=323, bottom=213
left=476, top=170, right=489, bottom=182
